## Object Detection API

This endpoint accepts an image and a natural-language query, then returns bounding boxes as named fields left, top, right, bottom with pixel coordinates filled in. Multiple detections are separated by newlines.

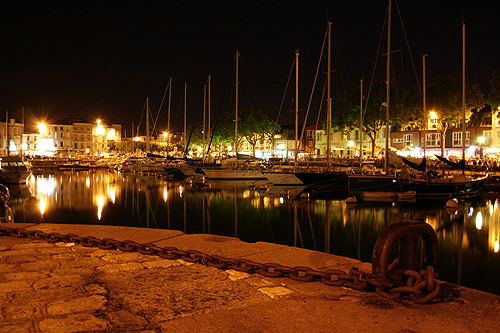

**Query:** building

left=19, top=119, right=121, bottom=157
left=0, top=119, right=24, bottom=156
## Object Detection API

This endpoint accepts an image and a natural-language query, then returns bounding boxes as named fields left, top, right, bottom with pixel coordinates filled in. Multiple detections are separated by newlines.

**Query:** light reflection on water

left=6, top=169, right=500, bottom=296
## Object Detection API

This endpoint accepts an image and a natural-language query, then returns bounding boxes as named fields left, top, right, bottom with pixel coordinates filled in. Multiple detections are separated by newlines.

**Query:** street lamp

left=348, top=140, right=355, bottom=156
left=96, top=119, right=105, bottom=135
left=478, top=136, right=485, bottom=158
left=38, top=123, right=46, bottom=136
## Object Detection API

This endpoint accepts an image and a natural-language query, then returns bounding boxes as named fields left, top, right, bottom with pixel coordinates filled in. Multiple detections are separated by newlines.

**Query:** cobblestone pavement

left=2, top=225, right=500, bottom=333
left=0, top=237, right=287, bottom=332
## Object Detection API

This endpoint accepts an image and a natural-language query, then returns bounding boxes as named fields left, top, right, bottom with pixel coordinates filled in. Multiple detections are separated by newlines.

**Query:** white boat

left=195, top=51, right=267, bottom=184
left=0, top=156, right=31, bottom=185
left=197, top=158, right=266, bottom=181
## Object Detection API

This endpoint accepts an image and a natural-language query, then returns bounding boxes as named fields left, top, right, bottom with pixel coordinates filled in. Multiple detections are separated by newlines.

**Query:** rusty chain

left=0, top=225, right=440, bottom=303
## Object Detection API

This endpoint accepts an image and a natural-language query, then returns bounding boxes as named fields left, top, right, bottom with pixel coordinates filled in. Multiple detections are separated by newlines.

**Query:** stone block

left=0, top=280, right=31, bottom=293
left=84, top=283, right=108, bottom=295
left=2, top=304, right=43, bottom=320
left=96, top=262, right=145, bottom=274
left=108, top=310, right=149, bottom=330
left=46, top=295, right=107, bottom=316
left=4, top=271, right=48, bottom=281
left=101, top=252, right=149, bottom=263
left=33, top=275, right=85, bottom=290
left=39, top=313, right=109, bottom=332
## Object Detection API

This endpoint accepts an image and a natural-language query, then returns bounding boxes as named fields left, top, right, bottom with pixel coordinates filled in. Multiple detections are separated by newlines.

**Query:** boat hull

left=399, top=175, right=487, bottom=199
left=0, top=156, right=31, bottom=184
left=348, top=174, right=401, bottom=194
left=262, top=172, right=303, bottom=185
left=200, top=168, right=266, bottom=181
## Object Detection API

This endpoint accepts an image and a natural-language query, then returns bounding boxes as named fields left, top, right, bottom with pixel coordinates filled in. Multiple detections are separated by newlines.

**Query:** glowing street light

left=163, top=131, right=168, bottom=141
left=96, top=119, right=105, bottom=135
left=478, top=136, right=485, bottom=158
left=38, top=123, right=46, bottom=135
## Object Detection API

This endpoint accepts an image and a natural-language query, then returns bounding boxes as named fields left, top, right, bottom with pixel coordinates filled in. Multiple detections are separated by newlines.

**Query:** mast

left=167, top=77, right=172, bottom=155
left=462, top=22, right=466, bottom=174
left=326, top=21, right=332, bottom=169
left=360, top=79, right=363, bottom=167
left=208, top=75, right=211, bottom=155
left=423, top=54, right=427, bottom=158
left=184, top=82, right=187, bottom=153
left=146, top=97, right=150, bottom=153
left=384, top=0, right=392, bottom=173
left=5, top=110, right=8, bottom=156
left=295, top=49, right=299, bottom=167
left=203, top=83, right=206, bottom=158
left=235, top=50, right=239, bottom=158
left=21, top=106, right=24, bottom=158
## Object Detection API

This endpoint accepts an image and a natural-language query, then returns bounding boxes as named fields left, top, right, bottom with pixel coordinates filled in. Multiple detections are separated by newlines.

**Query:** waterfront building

left=17, top=118, right=122, bottom=157
left=0, top=119, right=24, bottom=156
left=314, top=126, right=387, bottom=158
left=390, top=107, right=494, bottom=159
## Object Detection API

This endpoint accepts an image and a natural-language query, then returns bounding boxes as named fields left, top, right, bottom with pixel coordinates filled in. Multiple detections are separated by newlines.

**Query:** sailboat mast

left=5, top=110, right=8, bottom=156
left=462, top=22, right=466, bottom=173
left=423, top=54, right=427, bottom=158
left=384, top=0, right=392, bottom=173
left=184, top=82, right=187, bottom=152
left=167, top=77, right=172, bottom=155
left=360, top=79, right=363, bottom=167
left=208, top=75, right=211, bottom=154
left=295, top=49, right=299, bottom=166
left=203, top=83, right=206, bottom=158
left=326, top=22, right=332, bottom=169
left=235, top=50, right=239, bottom=157
left=146, top=97, right=150, bottom=153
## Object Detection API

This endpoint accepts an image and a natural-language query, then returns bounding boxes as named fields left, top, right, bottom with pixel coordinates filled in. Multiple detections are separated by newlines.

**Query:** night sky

left=0, top=1, right=498, bottom=135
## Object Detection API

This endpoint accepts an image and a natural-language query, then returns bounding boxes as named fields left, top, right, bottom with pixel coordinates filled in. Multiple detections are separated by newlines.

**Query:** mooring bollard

left=372, top=221, right=438, bottom=276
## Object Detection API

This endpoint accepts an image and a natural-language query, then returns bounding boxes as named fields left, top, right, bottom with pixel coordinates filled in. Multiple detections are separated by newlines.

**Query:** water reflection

left=5, top=169, right=500, bottom=296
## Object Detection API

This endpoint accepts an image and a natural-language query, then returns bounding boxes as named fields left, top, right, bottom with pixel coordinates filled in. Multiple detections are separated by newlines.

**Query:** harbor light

left=38, top=123, right=46, bottom=135
left=9, top=141, right=16, bottom=152
left=96, top=119, right=105, bottom=135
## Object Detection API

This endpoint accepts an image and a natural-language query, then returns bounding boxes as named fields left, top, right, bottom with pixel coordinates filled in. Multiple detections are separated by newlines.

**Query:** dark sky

left=0, top=1, right=498, bottom=135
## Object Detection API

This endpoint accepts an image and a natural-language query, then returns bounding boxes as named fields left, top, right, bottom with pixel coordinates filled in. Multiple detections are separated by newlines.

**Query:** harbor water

left=7, top=169, right=500, bottom=296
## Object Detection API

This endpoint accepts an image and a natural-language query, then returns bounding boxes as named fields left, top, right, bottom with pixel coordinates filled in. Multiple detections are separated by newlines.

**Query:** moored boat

left=399, top=173, right=487, bottom=199
left=0, top=156, right=31, bottom=185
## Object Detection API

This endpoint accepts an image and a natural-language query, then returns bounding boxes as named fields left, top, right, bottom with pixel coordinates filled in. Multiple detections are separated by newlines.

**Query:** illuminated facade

left=15, top=119, right=122, bottom=156
left=0, top=119, right=24, bottom=155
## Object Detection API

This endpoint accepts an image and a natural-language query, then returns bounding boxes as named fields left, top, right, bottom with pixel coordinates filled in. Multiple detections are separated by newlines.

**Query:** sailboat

left=195, top=51, right=268, bottom=185
left=398, top=22, right=488, bottom=200
left=345, top=0, right=405, bottom=198
left=262, top=22, right=350, bottom=199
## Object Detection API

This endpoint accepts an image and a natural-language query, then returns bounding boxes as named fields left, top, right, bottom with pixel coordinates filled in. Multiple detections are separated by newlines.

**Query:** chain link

left=0, top=226, right=441, bottom=303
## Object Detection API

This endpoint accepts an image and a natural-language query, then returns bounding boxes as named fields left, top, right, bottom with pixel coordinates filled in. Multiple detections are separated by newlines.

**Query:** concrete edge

left=1, top=223, right=366, bottom=271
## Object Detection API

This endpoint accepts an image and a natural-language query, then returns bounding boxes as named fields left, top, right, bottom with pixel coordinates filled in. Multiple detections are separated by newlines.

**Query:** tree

left=211, top=113, right=234, bottom=155
left=425, top=75, right=485, bottom=156
left=238, top=108, right=281, bottom=156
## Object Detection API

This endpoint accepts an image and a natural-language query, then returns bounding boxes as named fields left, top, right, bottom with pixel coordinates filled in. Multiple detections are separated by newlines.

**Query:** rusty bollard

left=372, top=221, right=440, bottom=303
